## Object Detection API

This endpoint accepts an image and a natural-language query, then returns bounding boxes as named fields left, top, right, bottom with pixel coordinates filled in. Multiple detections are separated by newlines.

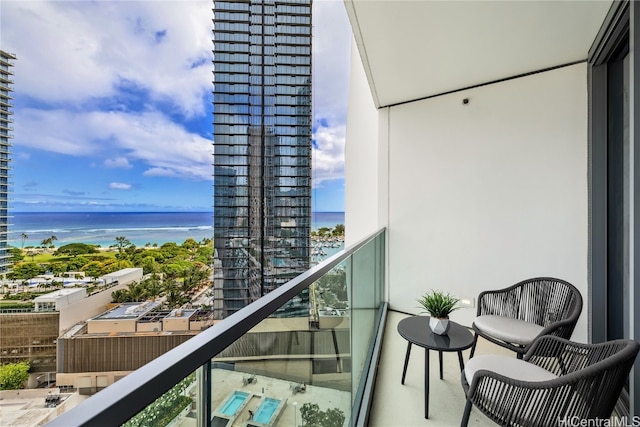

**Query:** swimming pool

left=253, top=398, right=281, bottom=424
left=219, top=391, right=250, bottom=417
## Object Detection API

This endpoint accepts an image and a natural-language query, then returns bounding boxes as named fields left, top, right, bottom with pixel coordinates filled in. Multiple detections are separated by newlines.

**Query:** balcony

left=47, top=230, right=386, bottom=426
left=43, top=227, right=618, bottom=427
left=369, top=311, right=508, bottom=427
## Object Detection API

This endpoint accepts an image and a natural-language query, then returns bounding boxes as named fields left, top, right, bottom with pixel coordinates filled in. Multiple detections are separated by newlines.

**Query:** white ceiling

left=345, top=0, right=614, bottom=108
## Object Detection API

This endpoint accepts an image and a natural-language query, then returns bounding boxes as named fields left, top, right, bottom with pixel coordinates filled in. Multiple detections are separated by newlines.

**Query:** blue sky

left=1, top=0, right=351, bottom=213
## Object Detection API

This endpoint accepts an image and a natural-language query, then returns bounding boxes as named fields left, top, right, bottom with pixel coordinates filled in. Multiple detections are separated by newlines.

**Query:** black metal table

left=397, top=316, right=474, bottom=419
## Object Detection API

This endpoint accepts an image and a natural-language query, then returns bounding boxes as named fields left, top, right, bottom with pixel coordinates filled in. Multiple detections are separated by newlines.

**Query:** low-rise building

left=57, top=304, right=215, bottom=394
left=101, top=268, right=143, bottom=286
left=0, top=268, right=145, bottom=387
left=34, top=288, right=86, bottom=312
left=0, top=311, right=59, bottom=376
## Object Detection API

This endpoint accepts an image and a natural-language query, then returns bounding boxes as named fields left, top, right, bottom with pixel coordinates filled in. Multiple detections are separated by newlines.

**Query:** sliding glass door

left=589, top=0, right=639, bottom=416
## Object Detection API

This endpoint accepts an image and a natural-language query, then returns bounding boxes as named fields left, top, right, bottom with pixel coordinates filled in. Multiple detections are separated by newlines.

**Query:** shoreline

left=10, top=212, right=346, bottom=249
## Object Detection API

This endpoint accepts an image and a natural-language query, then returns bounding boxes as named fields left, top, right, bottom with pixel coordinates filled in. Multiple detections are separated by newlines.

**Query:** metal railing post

left=197, top=360, right=211, bottom=427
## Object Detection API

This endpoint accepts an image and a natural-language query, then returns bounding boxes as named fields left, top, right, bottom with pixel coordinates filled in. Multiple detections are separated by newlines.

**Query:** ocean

left=10, top=212, right=345, bottom=248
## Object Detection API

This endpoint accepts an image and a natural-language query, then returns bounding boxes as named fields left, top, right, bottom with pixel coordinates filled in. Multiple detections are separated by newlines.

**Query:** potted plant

left=416, top=290, right=460, bottom=335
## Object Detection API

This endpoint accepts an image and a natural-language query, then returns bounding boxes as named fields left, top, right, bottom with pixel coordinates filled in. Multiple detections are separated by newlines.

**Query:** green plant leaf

left=416, top=290, right=460, bottom=318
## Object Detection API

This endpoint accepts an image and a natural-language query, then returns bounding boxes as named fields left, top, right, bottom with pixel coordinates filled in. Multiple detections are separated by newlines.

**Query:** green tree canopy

left=80, top=261, right=104, bottom=279
left=48, top=261, right=69, bottom=275
left=333, top=224, right=345, bottom=235
left=138, top=255, right=159, bottom=275
left=65, top=256, right=90, bottom=271
left=316, top=227, right=332, bottom=237
left=9, top=247, right=24, bottom=263
left=0, top=362, right=30, bottom=390
left=54, top=243, right=99, bottom=257
left=9, top=262, right=45, bottom=280
left=181, top=238, right=199, bottom=252
left=101, top=259, right=134, bottom=274
left=299, top=403, right=345, bottom=427
left=194, top=246, right=213, bottom=264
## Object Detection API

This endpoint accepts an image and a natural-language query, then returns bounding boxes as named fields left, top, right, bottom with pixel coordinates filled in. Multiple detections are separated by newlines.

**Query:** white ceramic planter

left=429, top=317, right=450, bottom=335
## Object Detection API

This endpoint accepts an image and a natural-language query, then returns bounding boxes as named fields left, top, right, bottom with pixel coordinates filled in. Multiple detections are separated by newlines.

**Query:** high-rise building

left=0, top=51, right=15, bottom=276
left=212, top=0, right=312, bottom=318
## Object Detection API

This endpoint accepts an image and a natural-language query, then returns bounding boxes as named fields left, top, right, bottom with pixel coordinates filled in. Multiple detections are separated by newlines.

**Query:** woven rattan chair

left=470, top=277, right=582, bottom=359
left=460, top=335, right=640, bottom=427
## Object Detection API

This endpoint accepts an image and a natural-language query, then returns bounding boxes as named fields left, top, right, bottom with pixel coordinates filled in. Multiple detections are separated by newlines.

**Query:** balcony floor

left=369, top=310, right=513, bottom=426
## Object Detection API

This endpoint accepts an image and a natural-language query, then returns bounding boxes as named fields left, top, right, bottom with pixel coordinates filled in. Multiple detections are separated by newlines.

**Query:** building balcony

left=369, top=311, right=513, bottom=427
left=47, top=231, right=386, bottom=427
left=42, top=226, right=630, bottom=426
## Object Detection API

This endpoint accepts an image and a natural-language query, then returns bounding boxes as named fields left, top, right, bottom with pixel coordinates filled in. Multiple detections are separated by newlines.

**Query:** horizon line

left=11, top=210, right=346, bottom=214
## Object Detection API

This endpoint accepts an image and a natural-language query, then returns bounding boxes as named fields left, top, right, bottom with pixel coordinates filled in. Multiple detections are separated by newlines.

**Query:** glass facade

left=212, top=0, right=312, bottom=318
left=0, top=51, right=13, bottom=275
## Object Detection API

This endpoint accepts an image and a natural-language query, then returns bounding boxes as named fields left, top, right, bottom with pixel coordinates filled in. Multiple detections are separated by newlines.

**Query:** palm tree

left=20, top=232, right=28, bottom=249
left=40, top=235, right=57, bottom=248
left=111, top=289, right=131, bottom=303
left=141, top=273, right=163, bottom=301
left=127, top=282, right=146, bottom=302
left=114, top=236, right=132, bottom=258
left=165, top=285, right=188, bottom=309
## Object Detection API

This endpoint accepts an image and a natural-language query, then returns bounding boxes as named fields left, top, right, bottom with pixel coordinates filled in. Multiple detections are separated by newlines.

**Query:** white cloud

left=4, top=0, right=351, bottom=193
left=309, top=1, right=351, bottom=186
left=312, top=122, right=346, bottom=187
left=143, top=167, right=177, bottom=177
left=109, top=182, right=132, bottom=190
left=14, top=109, right=100, bottom=156
left=14, top=108, right=214, bottom=180
left=2, top=0, right=213, bottom=117
left=104, top=157, right=132, bottom=169
left=312, top=1, right=352, bottom=124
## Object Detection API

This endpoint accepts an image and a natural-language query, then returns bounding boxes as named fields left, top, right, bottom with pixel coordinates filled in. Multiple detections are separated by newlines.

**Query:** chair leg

left=469, top=333, right=479, bottom=359
left=517, top=352, right=523, bottom=360
left=460, top=399, right=473, bottom=427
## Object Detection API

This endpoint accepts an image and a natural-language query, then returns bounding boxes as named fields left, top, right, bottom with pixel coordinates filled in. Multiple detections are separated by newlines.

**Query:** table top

left=397, top=316, right=474, bottom=351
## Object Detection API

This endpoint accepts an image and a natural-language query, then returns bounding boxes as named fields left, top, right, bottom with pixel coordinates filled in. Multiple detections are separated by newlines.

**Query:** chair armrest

left=466, top=368, right=568, bottom=425
left=524, top=335, right=635, bottom=376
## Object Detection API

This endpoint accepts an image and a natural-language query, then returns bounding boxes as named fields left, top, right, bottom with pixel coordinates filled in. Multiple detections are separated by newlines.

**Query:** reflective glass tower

left=212, top=0, right=312, bottom=319
left=0, top=51, right=14, bottom=276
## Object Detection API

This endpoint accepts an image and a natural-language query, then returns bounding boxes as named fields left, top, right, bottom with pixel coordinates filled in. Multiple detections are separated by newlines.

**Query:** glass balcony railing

left=46, top=228, right=386, bottom=427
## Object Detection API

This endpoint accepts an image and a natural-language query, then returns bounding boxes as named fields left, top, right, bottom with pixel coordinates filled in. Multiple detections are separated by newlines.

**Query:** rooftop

left=33, top=288, right=85, bottom=302
left=91, top=301, right=160, bottom=320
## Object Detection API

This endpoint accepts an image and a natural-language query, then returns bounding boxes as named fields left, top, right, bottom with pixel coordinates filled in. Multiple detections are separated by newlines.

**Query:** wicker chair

left=460, top=335, right=640, bottom=427
left=470, top=277, right=583, bottom=359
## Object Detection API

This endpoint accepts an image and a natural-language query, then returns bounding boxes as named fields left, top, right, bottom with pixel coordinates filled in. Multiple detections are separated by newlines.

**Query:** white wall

left=59, top=282, right=128, bottom=333
left=345, top=38, right=382, bottom=246
left=386, top=63, right=589, bottom=341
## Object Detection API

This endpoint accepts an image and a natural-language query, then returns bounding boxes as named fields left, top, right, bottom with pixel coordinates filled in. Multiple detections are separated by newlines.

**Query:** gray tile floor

left=369, top=310, right=513, bottom=426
